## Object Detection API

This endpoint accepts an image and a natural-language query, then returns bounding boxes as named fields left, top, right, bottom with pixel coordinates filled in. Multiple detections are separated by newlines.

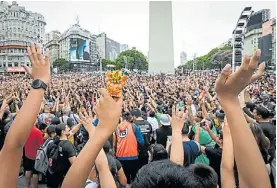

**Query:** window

left=14, top=62, right=18, bottom=67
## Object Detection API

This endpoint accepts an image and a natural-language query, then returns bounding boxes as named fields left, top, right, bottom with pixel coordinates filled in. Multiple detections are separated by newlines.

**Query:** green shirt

left=155, top=112, right=162, bottom=124
left=192, top=124, right=217, bottom=165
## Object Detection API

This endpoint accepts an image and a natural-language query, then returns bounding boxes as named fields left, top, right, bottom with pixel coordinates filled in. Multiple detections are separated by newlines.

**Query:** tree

left=102, top=59, right=115, bottom=68
left=176, top=45, right=233, bottom=71
left=115, top=49, right=148, bottom=71
left=53, top=58, right=70, bottom=72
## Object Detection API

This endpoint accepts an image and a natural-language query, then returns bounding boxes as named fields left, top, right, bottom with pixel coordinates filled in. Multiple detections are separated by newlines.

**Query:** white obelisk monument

left=148, top=1, right=175, bottom=74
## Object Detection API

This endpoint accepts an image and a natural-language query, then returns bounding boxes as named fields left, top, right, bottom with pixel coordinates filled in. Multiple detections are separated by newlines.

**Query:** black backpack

left=48, top=140, right=66, bottom=174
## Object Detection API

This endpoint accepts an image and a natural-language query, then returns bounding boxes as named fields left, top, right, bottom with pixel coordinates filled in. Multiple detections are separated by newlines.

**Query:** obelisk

left=148, top=1, right=175, bottom=75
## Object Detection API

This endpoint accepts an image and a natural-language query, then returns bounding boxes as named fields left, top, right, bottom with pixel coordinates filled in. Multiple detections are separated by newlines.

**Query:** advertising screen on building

left=70, top=38, right=90, bottom=62
left=105, top=38, right=120, bottom=61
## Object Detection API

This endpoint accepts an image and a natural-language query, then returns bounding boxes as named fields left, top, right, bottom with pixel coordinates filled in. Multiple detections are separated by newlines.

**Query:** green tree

left=115, top=49, right=148, bottom=71
left=102, top=59, right=115, bottom=69
left=53, top=58, right=70, bottom=72
left=176, top=45, right=233, bottom=71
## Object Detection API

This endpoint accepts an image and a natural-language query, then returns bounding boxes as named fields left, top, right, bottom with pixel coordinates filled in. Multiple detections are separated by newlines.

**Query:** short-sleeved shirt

left=169, top=140, right=201, bottom=167
left=47, top=140, right=76, bottom=175
left=25, top=127, right=43, bottom=160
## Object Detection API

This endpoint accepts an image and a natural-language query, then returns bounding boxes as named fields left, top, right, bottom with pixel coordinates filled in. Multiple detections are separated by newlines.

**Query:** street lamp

left=232, top=7, right=253, bottom=72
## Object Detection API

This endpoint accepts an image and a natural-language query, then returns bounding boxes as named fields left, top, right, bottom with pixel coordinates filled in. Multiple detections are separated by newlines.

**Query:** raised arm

left=62, top=89, right=122, bottom=188
left=0, top=44, right=50, bottom=187
left=169, top=105, right=186, bottom=166
left=186, top=96, right=196, bottom=125
left=95, top=149, right=117, bottom=188
left=221, top=119, right=236, bottom=188
left=215, top=50, right=270, bottom=188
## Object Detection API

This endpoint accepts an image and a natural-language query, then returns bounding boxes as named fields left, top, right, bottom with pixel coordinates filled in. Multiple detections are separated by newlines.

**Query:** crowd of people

left=0, top=44, right=275, bottom=188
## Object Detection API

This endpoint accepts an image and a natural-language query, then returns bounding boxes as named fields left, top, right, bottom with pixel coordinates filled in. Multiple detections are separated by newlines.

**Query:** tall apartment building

left=0, top=1, right=46, bottom=73
left=45, top=31, right=61, bottom=66
left=96, top=32, right=121, bottom=61
left=180, top=51, right=187, bottom=65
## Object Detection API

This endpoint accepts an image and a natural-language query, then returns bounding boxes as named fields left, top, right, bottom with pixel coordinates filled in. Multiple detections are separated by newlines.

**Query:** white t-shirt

left=84, top=180, right=98, bottom=188
left=147, top=117, right=159, bottom=131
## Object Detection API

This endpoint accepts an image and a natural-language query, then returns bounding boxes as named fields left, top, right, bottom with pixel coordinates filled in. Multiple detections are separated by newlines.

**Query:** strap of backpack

left=113, top=132, right=117, bottom=156
left=84, top=181, right=92, bottom=187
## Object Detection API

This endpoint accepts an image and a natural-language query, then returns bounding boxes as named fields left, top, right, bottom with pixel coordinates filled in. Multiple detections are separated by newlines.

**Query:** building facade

left=45, top=31, right=61, bottom=67
left=0, top=1, right=46, bottom=73
left=58, top=23, right=98, bottom=72
left=180, top=51, right=187, bottom=65
left=120, top=44, right=128, bottom=53
left=96, top=33, right=121, bottom=61
left=244, top=9, right=271, bottom=56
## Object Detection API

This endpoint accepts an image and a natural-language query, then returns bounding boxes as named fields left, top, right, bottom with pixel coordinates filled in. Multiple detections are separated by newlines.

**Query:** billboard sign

left=70, top=38, right=90, bottom=62
left=105, top=38, right=120, bottom=61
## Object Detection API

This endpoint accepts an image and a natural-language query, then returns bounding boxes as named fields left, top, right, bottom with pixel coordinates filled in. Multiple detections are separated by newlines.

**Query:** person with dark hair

left=168, top=120, right=201, bottom=167
left=254, top=105, right=276, bottom=159
left=149, top=144, right=168, bottom=162
left=114, top=111, right=144, bottom=184
left=130, top=108, right=153, bottom=169
left=147, top=111, right=159, bottom=141
left=249, top=122, right=275, bottom=187
left=46, top=123, right=77, bottom=187
left=156, top=114, right=172, bottom=148
left=132, top=160, right=218, bottom=188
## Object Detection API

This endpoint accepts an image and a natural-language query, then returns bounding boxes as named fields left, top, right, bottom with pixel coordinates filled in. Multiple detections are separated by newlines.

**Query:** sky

left=17, top=1, right=276, bottom=67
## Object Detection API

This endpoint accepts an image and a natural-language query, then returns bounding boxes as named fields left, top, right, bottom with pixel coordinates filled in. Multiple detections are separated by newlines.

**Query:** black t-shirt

left=205, top=146, right=222, bottom=187
left=258, top=122, right=276, bottom=144
left=133, top=119, right=153, bottom=153
left=258, top=121, right=276, bottom=157
left=48, top=139, right=77, bottom=175
left=156, top=126, right=172, bottom=148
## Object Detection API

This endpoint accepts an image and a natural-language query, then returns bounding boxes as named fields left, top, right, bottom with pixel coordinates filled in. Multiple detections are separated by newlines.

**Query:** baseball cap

left=160, top=114, right=170, bottom=126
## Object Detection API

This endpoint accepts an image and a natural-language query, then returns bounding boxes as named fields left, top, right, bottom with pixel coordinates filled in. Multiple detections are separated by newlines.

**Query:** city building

left=120, top=44, right=129, bottom=53
left=58, top=21, right=98, bottom=72
left=96, top=33, right=121, bottom=61
left=148, top=1, right=174, bottom=74
left=45, top=30, right=61, bottom=44
left=0, top=1, right=46, bottom=73
left=244, top=9, right=271, bottom=56
left=180, top=51, right=187, bottom=65
left=258, top=19, right=273, bottom=65
left=272, top=18, right=276, bottom=67
left=45, top=31, right=61, bottom=66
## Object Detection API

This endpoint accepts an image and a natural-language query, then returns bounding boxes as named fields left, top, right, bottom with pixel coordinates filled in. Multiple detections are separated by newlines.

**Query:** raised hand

left=79, top=107, right=95, bottom=135
left=23, top=44, right=50, bottom=85
left=94, top=88, right=123, bottom=133
left=168, top=105, right=186, bottom=133
left=215, top=50, right=265, bottom=102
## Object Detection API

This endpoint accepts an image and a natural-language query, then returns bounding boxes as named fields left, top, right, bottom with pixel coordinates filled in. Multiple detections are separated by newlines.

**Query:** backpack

left=48, top=140, right=65, bottom=174
left=34, top=138, right=54, bottom=175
